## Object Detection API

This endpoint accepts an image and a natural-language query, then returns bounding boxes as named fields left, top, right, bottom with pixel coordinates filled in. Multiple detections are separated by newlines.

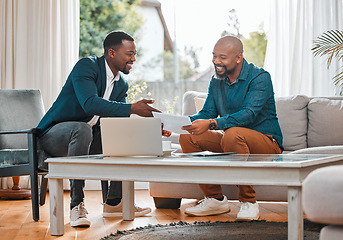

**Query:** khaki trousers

left=179, top=127, right=282, bottom=203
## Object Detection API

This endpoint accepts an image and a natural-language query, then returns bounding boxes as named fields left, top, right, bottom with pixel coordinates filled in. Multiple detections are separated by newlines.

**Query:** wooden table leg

left=122, top=181, right=134, bottom=221
left=49, top=178, right=64, bottom=236
left=288, top=186, right=303, bottom=240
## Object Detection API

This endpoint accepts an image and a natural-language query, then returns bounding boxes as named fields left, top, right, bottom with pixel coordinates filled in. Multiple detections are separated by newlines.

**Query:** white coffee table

left=46, top=154, right=343, bottom=239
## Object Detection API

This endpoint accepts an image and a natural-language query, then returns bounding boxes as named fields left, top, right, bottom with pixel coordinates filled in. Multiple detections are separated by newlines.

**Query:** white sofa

left=150, top=91, right=343, bottom=208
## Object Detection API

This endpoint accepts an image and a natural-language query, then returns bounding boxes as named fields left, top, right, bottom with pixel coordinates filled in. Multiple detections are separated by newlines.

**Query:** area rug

left=101, top=219, right=325, bottom=240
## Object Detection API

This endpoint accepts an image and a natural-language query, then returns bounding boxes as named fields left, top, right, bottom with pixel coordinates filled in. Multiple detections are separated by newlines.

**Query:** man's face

left=212, top=43, right=240, bottom=79
left=109, top=40, right=136, bottom=74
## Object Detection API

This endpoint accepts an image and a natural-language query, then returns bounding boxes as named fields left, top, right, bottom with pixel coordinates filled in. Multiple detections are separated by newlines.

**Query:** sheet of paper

left=153, top=112, right=191, bottom=134
left=174, top=151, right=237, bottom=157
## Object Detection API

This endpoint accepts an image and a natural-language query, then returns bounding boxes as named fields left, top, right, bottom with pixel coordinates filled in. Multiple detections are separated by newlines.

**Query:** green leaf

left=79, top=0, right=143, bottom=58
left=312, top=30, right=343, bottom=95
left=312, top=30, right=343, bottom=69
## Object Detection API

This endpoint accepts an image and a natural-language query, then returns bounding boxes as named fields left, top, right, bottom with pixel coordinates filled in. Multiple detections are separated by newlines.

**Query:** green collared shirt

left=190, top=59, right=283, bottom=150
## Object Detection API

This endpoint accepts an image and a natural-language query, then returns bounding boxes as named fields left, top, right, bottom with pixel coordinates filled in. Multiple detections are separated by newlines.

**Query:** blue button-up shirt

left=190, top=59, right=283, bottom=150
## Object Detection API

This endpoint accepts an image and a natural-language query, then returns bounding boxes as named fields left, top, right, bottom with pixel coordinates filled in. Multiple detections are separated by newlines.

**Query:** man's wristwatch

left=209, top=119, right=217, bottom=130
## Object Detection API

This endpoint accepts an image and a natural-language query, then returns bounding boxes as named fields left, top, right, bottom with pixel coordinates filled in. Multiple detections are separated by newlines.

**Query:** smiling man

left=180, top=36, right=283, bottom=221
left=37, top=31, right=159, bottom=228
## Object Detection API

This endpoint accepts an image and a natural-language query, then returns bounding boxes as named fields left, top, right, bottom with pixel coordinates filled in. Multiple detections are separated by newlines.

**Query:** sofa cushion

left=289, top=145, right=343, bottom=154
left=307, top=98, right=343, bottom=147
left=275, top=95, right=309, bottom=151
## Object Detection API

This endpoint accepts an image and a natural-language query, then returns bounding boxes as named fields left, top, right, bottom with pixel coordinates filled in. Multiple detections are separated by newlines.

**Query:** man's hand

left=130, top=99, right=161, bottom=117
left=162, top=130, right=172, bottom=137
left=181, top=119, right=211, bottom=135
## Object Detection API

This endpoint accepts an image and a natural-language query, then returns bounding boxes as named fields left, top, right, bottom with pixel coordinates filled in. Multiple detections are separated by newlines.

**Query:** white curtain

left=264, top=0, right=343, bottom=97
left=0, top=0, right=79, bottom=189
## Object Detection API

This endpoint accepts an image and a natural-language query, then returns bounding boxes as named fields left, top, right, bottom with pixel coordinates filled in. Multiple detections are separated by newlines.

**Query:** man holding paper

left=179, top=36, right=283, bottom=221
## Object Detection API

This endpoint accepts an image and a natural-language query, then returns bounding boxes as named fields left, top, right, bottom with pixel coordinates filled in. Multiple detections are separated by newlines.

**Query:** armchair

left=0, top=89, right=48, bottom=221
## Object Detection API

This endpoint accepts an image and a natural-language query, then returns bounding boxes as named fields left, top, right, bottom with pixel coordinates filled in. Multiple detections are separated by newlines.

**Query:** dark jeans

left=39, top=121, right=122, bottom=209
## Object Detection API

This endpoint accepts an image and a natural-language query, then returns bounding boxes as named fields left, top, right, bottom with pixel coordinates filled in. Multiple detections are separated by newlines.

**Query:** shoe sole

left=103, top=208, right=152, bottom=218
left=70, top=219, right=91, bottom=227
left=185, top=208, right=231, bottom=217
left=236, top=216, right=260, bottom=221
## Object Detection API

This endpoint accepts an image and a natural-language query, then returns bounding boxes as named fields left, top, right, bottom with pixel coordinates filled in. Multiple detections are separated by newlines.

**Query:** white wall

left=128, top=6, right=164, bottom=82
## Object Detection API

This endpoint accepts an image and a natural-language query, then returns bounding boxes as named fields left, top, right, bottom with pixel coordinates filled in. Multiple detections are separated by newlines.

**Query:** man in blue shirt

left=37, top=31, right=165, bottom=227
left=180, top=36, right=283, bottom=221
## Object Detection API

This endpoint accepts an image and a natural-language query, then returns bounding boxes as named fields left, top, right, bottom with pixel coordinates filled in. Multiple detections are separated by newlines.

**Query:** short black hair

left=103, top=31, right=134, bottom=56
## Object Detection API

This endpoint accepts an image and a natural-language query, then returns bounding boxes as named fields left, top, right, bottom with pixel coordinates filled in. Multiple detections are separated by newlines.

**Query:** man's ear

left=236, top=53, right=243, bottom=64
left=108, top=48, right=116, bottom=58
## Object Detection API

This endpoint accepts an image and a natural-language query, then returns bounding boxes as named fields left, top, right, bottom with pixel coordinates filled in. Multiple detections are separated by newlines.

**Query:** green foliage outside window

left=144, top=51, right=196, bottom=81
left=80, top=0, right=148, bottom=102
left=221, top=9, right=267, bottom=68
left=242, top=29, right=267, bottom=68
left=163, top=51, right=196, bottom=81
left=79, top=0, right=143, bottom=58
left=126, top=79, right=151, bottom=103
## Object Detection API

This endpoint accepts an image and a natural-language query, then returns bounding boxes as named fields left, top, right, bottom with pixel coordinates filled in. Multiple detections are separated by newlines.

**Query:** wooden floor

left=0, top=190, right=291, bottom=240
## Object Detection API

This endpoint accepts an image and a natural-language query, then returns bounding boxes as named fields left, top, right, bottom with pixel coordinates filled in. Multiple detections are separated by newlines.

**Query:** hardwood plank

left=0, top=226, right=21, bottom=240
left=0, top=199, right=14, bottom=211
left=0, top=190, right=290, bottom=240
left=259, top=201, right=289, bottom=222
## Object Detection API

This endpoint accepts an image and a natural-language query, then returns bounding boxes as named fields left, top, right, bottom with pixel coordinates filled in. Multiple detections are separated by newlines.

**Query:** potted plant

left=312, top=30, right=343, bottom=95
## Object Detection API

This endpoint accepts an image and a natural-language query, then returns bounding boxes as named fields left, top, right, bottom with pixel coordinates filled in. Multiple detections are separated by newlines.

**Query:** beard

left=214, top=64, right=235, bottom=80
left=214, top=64, right=227, bottom=80
left=121, top=68, right=130, bottom=74
left=121, top=62, right=133, bottom=74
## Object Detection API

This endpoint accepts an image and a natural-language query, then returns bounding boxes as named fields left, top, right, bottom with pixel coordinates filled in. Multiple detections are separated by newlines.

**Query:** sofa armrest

left=182, top=91, right=207, bottom=116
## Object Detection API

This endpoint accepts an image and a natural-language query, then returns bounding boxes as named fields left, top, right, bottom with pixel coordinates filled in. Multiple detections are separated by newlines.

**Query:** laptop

left=100, top=117, right=163, bottom=156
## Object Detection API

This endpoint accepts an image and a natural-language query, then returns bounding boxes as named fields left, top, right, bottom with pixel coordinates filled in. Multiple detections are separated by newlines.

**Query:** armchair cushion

left=0, top=149, right=49, bottom=171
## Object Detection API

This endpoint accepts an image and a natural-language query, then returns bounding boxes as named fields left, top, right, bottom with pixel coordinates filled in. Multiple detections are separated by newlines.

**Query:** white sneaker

left=103, top=201, right=151, bottom=217
left=185, top=196, right=230, bottom=216
left=236, top=202, right=260, bottom=221
left=70, top=202, right=91, bottom=227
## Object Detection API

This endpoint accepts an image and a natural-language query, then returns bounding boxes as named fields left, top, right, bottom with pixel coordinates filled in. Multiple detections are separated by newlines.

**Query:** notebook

left=100, top=117, right=163, bottom=156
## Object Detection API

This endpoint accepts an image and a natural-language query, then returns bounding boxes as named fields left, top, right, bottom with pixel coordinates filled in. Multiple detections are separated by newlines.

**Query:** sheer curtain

left=264, top=0, right=343, bottom=97
left=0, top=0, right=79, bottom=189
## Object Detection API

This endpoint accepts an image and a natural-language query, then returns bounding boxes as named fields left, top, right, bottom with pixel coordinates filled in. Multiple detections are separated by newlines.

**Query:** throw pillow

left=194, top=97, right=206, bottom=113
left=307, top=98, right=343, bottom=147
left=275, top=95, right=309, bottom=151
left=182, top=91, right=207, bottom=116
